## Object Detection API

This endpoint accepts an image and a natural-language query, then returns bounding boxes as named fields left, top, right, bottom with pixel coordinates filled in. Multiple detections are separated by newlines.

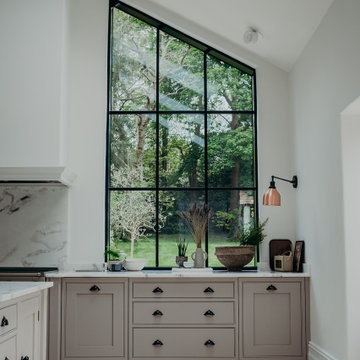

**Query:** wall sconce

left=263, top=175, right=298, bottom=206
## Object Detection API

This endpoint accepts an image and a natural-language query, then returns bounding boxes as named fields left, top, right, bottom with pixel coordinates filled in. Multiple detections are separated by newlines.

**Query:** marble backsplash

left=0, top=185, right=68, bottom=269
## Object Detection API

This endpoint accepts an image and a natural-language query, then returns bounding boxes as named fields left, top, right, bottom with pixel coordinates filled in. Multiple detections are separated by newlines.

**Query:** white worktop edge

left=46, top=270, right=310, bottom=278
left=0, top=281, right=53, bottom=303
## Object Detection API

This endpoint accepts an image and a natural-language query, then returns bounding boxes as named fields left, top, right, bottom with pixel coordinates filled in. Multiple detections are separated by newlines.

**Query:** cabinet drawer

left=0, top=304, right=17, bottom=336
left=133, top=282, right=234, bottom=298
left=133, top=328, right=235, bottom=358
left=133, top=301, right=235, bottom=325
left=0, top=334, right=17, bottom=360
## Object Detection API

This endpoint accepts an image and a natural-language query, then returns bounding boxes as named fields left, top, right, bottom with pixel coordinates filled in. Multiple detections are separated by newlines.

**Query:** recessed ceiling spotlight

left=243, top=28, right=263, bottom=44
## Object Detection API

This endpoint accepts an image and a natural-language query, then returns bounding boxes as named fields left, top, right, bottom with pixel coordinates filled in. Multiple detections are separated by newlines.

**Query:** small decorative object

left=178, top=203, right=213, bottom=268
left=274, top=250, right=293, bottom=272
left=269, top=239, right=292, bottom=270
left=215, top=219, right=268, bottom=271
left=104, top=247, right=124, bottom=271
left=176, top=239, right=188, bottom=267
left=183, top=261, right=194, bottom=268
left=293, top=240, right=305, bottom=272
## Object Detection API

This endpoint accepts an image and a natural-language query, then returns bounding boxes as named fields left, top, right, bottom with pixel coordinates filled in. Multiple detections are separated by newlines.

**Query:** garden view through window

left=107, top=2, right=257, bottom=268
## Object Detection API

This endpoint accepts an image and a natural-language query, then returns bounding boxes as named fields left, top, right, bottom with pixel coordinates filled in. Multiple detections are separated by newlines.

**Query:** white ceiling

left=127, top=0, right=334, bottom=71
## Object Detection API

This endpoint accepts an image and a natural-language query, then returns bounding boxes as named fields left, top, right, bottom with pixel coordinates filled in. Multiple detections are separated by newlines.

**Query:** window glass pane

left=208, top=114, right=254, bottom=188
left=110, top=190, right=156, bottom=266
left=207, top=55, right=253, bottom=111
left=110, top=114, right=156, bottom=187
left=159, top=114, right=204, bottom=187
left=208, top=190, right=256, bottom=267
left=111, top=8, right=156, bottom=111
left=159, top=32, right=204, bottom=111
left=159, top=190, right=205, bottom=267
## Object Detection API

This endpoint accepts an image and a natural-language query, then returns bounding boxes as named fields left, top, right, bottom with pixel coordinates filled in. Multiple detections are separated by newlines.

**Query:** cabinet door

left=242, top=282, right=302, bottom=357
left=0, top=334, right=17, bottom=360
left=19, top=295, right=41, bottom=360
left=64, top=281, right=125, bottom=358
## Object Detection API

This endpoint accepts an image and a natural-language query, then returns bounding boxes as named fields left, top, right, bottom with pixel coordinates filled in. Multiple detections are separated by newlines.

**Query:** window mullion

left=155, top=28, right=160, bottom=268
left=204, top=51, right=209, bottom=266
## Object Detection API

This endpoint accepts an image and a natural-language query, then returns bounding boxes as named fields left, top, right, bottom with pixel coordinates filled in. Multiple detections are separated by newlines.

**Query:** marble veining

left=0, top=281, right=53, bottom=303
left=0, top=185, right=68, bottom=269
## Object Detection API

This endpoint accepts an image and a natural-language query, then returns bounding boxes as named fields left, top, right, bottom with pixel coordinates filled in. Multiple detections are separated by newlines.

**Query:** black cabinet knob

left=152, top=339, right=163, bottom=346
left=204, top=339, right=215, bottom=346
left=1, top=316, right=8, bottom=327
left=204, top=309, right=215, bottom=316
left=266, top=284, right=277, bottom=291
left=5, top=357, right=9, bottom=360
left=89, top=285, right=100, bottom=292
left=152, top=287, right=163, bottom=294
left=21, top=357, right=30, bottom=360
left=152, top=310, right=163, bottom=316
left=204, top=287, right=214, bottom=293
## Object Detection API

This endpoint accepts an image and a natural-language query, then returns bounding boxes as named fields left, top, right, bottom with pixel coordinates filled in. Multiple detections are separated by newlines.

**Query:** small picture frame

left=293, top=241, right=305, bottom=272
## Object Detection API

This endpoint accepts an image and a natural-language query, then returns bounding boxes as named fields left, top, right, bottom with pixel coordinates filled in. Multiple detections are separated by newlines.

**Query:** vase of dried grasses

left=178, top=203, right=213, bottom=269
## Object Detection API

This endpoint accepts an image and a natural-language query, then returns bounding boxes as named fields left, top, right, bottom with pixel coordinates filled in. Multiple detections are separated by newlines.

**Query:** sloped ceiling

left=120, top=0, right=334, bottom=71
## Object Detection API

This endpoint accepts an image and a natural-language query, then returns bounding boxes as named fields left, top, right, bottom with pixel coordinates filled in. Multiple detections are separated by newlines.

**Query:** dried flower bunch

left=178, top=203, right=213, bottom=248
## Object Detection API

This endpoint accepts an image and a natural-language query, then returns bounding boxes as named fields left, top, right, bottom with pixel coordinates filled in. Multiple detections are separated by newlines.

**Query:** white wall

left=0, top=1, right=295, bottom=269
left=0, top=0, right=64, bottom=166
left=290, top=0, right=360, bottom=358
left=341, top=98, right=360, bottom=360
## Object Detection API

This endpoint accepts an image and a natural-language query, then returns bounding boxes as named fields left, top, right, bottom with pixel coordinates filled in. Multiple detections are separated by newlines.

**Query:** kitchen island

left=0, top=281, right=53, bottom=360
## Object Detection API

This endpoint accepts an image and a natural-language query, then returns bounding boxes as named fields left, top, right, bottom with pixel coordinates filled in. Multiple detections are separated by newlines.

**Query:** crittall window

left=106, top=1, right=258, bottom=268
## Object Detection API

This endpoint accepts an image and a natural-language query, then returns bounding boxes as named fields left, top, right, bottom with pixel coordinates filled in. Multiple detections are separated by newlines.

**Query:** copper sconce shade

left=263, top=187, right=281, bottom=206
left=263, top=175, right=298, bottom=206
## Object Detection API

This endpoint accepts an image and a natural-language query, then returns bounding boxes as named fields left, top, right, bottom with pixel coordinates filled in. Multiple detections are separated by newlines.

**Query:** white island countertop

left=0, top=281, right=53, bottom=303
left=46, top=270, right=310, bottom=278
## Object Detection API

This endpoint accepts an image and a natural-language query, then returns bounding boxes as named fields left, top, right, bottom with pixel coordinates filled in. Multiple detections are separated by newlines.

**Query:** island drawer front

left=0, top=304, right=17, bottom=336
left=0, top=334, right=16, bottom=359
left=133, top=301, right=235, bottom=325
left=132, top=282, right=234, bottom=298
left=133, top=328, right=235, bottom=358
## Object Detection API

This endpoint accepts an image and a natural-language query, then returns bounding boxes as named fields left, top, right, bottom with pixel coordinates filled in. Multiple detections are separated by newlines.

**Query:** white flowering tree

left=111, top=165, right=166, bottom=258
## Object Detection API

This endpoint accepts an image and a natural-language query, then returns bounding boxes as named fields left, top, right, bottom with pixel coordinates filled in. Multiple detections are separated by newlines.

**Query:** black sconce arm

left=271, top=175, right=298, bottom=188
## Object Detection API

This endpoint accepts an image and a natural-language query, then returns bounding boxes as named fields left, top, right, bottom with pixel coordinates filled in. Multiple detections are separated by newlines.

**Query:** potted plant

left=175, top=239, right=188, bottom=267
left=104, top=247, right=123, bottom=271
left=178, top=203, right=213, bottom=268
left=215, top=219, right=268, bottom=271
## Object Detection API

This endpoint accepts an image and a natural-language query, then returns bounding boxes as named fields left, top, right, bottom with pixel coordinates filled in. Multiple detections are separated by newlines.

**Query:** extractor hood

left=0, top=167, right=76, bottom=186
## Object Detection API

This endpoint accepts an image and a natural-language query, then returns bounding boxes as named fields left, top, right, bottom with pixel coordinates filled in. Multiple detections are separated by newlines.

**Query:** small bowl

left=183, top=261, right=194, bottom=268
left=123, top=258, right=147, bottom=271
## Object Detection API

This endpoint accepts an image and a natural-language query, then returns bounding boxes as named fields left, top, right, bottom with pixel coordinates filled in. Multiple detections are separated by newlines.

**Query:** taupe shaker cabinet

left=49, top=275, right=309, bottom=360
left=62, top=279, right=127, bottom=360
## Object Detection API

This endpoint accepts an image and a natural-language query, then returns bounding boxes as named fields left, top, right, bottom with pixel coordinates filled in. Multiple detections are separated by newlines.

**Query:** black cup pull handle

left=5, top=357, right=9, bottom=360
left=267, top=284, right=277, bottom=291
left=152, top=339, right=163, bottom=346
left=152, top=287, right=164, bottom=294
left=21, top=357, right=30, bottom=360
left=89, top=285, right=100, bottom=292
left=204, top=309, right=215, bottom=316
left=204, top=339, right=215, bottom=346
left=1, top=316, right=9, bottom=327
left=204, top=287, right=214, bottom=293
left=152, top=310, right=163, bottom=316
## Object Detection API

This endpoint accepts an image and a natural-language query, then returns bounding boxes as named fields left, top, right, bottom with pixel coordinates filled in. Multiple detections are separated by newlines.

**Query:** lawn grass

left=111, top=234, right=255, bottom=268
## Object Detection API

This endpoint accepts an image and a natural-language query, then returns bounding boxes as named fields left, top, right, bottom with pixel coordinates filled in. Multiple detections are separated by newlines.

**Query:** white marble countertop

left=46, top=270, right=310, bottom=278
left=0, top=281, right=53, bottom=303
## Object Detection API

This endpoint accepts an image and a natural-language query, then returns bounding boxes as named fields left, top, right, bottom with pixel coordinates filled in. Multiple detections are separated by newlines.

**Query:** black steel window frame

left=105, top=0, right=259, bottom=270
